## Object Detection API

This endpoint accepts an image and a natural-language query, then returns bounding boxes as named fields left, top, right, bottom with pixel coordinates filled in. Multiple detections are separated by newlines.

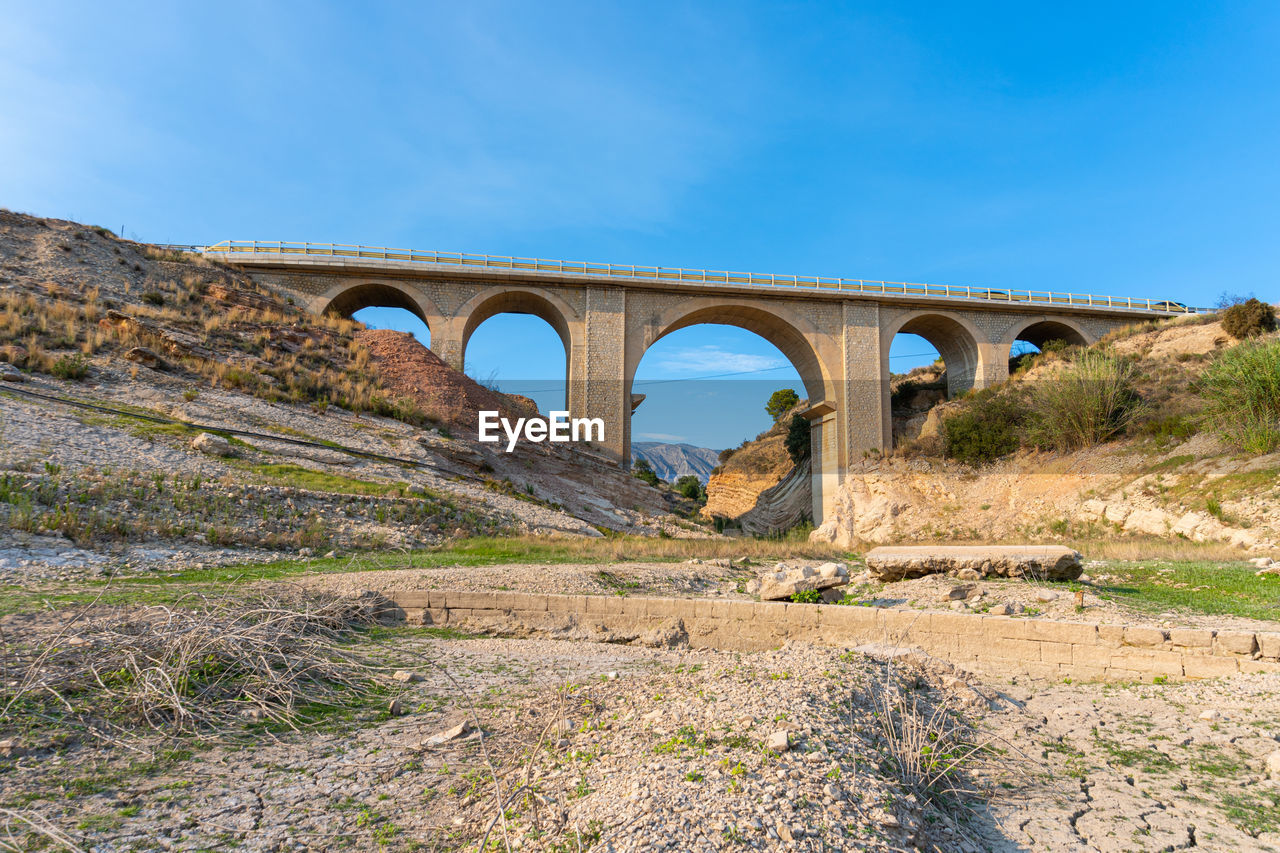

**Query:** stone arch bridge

left=200, top=243, right=1196, bottom=523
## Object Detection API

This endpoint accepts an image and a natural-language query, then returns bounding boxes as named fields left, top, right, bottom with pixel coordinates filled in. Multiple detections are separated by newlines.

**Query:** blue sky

left=4, top=2, right=1278, bottom=449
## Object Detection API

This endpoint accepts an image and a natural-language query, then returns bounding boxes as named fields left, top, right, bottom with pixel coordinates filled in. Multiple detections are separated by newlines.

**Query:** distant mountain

left=631, top=442, right=721, bottom=484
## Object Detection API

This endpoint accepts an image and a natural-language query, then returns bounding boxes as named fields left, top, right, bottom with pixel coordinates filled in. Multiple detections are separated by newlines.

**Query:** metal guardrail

left=188, top=240, right=1202, bottom=314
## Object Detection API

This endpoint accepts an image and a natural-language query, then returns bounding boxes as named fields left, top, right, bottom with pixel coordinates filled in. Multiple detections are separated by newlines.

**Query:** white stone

left=191, top=432, right=234, bottom=457
left=766, top=730, right=789, bottom=753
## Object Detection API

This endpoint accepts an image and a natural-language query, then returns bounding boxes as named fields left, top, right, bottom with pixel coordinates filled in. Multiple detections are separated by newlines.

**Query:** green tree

left=765, top=388, right=800, bottom=422
left=784, top=414, right=811, bottom=463
left=674, top=475, right=705, bottom=502
left=632, top=457, right=661, bottom=486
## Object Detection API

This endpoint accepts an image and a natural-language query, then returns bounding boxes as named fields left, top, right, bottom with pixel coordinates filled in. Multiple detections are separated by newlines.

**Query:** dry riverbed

left=4, top=625, right=1280, bottom=852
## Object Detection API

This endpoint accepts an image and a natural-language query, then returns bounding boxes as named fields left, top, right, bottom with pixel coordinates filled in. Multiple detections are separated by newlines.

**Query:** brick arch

left=624, top=299, right=834, bottom=404
left=1000, top=316, right=1095, bottom=351
left=880, top=310, right=988, bottom=397
left=313, top=280, right=444, bottom=333
left=454, top=285, right=580, bottom=369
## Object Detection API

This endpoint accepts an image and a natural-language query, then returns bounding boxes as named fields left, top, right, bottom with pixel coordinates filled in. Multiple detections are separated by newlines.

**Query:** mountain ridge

left=631, top=441, right=720, bottom=483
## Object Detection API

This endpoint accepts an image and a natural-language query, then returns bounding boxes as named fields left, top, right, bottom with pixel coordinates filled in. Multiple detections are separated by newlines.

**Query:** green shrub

left=784, top=414, right=811, bottom=463
left=1220, top=298, right=1277, bottom=340
left=141, top=291, right=166, bottom=307
left=717, top=447, right=736, bottom=464
left=1026, top=350, right=1143, bottom=452
left=674, top=475, right=705, bottom=502
left=941, top=389, right=1025, bottom=464
left=1198, top=337, right=1280, bottom=453
left=50, top=353, right=90, bottom=381
left=765, top=388, right=800, bottom=422
left=1135, top=413, right=1198, bottom=444
left=632, top=457, right=661, bottom=487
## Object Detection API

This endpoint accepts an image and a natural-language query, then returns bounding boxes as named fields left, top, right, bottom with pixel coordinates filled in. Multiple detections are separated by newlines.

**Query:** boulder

left=0, top=363, right=26, bottom=383
left=766, top=730, right=790, bottom=753
left=123, top=346, right=166, bottom=369
left=191, top=432, right=234, bottom=457
left=756, top=562, right=849, bottom=601
left=424, top=721, right=472, bottom=747
left=865, top=545, right=1083, bottom=582
left=0, top=344, right=27, bottom=365
left=1267, top=750, right=1280, bottom=781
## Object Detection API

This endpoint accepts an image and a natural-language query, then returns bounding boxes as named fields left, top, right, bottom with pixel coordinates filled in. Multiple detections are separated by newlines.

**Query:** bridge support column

left=805, top=302, right=888, bottom=525
left=972, top=341, right=1009, bottom=390
left=835, top=304, right=890, bottom=523
left=580, top=287, right=629, bottom=465
left=428, top=318, right=466, bottom=372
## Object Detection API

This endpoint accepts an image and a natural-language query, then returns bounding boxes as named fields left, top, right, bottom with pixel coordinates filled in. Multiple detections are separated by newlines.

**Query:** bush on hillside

left=632, top=457, right=661, bottom=487
left=941, top=389, right=1026, bottom=465
left=1198, top=337, right=1280, bottom=453
left=674, top=474, right=705, bottom=502
left=1221, top=298, right=1277, bottom=340
left=50, top=353, right=89, bottom=381
left=784, top=413, right=811, bottom=463
left=1026, top=350, right=1143, bottom=452
left=765, top=388, right=800, bottom=422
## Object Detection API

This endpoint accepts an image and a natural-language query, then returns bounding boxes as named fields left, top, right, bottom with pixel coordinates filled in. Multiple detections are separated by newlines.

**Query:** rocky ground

left=4, top=617, right=1280, bottom=852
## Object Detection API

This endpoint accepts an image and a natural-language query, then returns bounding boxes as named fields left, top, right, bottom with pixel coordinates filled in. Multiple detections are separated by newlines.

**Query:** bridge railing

left=197, top=240, right=1204, bottom=314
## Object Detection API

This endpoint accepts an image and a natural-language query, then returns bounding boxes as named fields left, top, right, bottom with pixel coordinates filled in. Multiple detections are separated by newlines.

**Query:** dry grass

left=1, top=258, right=433, bottom=424
left=1061, top=537, right=1250, bottom=562
left=459, top=533, right=854, bottom=563
left=0, top=591, right=388, bottom=741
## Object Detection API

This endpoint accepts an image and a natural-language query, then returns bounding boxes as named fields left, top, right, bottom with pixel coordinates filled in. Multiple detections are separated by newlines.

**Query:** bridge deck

left=176, top=240, right=1201, bottom=316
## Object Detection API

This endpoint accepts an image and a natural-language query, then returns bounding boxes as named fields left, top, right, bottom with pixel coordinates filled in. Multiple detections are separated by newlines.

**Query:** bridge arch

left=625, top=299, right=833, bottom=404
left=456, top=286, right=579, bottom=369
left=881, top=310, right=988, bottom=398
left=313, top=280, right=443, bottom=332
left=1001, top=316, right=1095, bottom=352
left=624, top=299, right=837, bottom=524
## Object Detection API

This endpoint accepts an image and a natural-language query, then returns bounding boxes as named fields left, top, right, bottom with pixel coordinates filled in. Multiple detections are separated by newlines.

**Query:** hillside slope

left=702, top=404, right=806, bottom=525
left=814, top=314, right=1280, bottom=552
left=0, top=211, right=707, bottom=575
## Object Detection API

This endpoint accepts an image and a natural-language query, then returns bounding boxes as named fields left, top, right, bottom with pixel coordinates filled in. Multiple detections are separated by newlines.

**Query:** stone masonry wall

left=385, top=589, right=1280, bottom=683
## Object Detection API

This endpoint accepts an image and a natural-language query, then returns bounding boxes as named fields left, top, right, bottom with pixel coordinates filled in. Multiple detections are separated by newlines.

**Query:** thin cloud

left=636, top=432, right=687, bottom=442
left=653, top=345, right=786, bottom=375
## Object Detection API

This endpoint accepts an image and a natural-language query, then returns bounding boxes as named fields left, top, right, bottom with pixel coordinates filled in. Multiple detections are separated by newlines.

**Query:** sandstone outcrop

left=736, top=459, right=812, bottom=536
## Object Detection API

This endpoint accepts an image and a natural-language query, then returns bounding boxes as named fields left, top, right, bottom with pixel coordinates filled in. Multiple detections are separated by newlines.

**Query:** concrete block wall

left=384, top=589, right=1280, bottom=683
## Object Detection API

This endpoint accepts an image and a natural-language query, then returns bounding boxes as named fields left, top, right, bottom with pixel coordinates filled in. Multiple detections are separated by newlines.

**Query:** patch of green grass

left=1141, top=454, right=1195, bottom=476
left=249, top=463, right=405, bottom=496
left=126, top=420, right=201, bottom=441
left=266, top=424, right=343, bottom=448
left=1220, top=788, right=1280, bottom=836
left=1072, top=560, right=1280, bottom=622
left=0, top=534, right=857, bottom=616
left=1093, top=736, right=1178, bottom=774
